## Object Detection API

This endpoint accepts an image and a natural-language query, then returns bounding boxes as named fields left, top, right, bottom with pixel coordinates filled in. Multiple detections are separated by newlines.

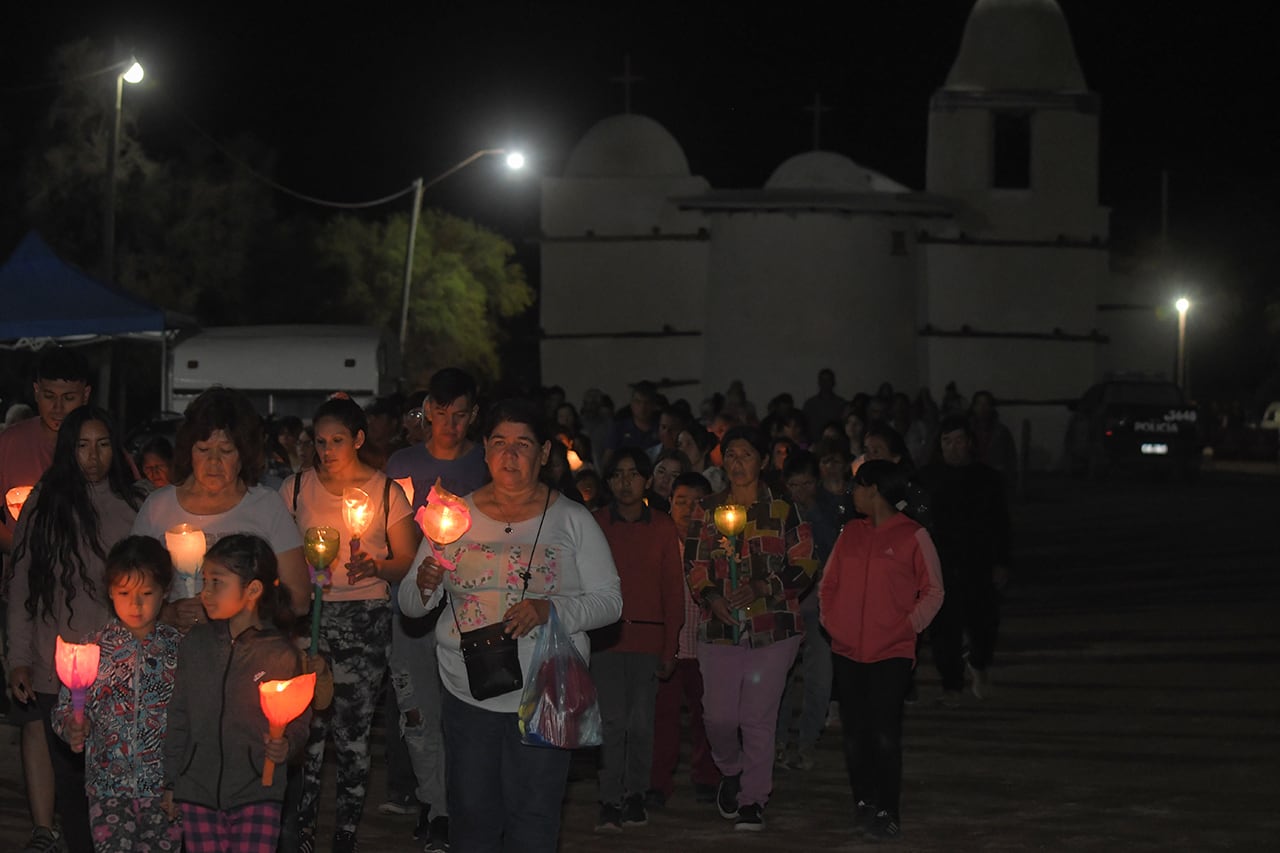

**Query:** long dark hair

left=203, top=534, right=294, bottom=630
left=16, top=406, right=143, bottom=622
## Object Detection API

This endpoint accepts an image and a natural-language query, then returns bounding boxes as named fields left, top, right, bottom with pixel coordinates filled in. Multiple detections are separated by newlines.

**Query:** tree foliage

left=315, top=209, right=532, bottom=387
left=6, top=38, right=533, bottom=391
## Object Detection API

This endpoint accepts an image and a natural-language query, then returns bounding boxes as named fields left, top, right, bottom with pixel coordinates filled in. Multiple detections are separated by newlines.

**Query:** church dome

left=765, top=151, right=907, bottom=193
left=564, top=114, right=691, bottom=179
left=944, top=0, right=1087, bottom=93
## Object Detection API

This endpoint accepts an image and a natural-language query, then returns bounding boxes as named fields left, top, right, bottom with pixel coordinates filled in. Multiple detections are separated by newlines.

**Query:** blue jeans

left=442, top=690, right=571, bottom=852
left=389, top=599, right=447, bottom=816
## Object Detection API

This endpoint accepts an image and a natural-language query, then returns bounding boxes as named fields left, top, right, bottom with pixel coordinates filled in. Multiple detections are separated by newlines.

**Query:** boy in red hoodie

left=590, top=448, right=686, bottom=832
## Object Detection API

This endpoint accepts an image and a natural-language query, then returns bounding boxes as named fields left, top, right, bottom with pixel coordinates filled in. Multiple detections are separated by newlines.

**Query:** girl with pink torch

left=52, top=536, right=184, bottom=852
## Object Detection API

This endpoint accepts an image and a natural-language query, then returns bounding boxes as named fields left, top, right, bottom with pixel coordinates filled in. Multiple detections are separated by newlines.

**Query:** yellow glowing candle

left=714, top=504, right=748, bottom=537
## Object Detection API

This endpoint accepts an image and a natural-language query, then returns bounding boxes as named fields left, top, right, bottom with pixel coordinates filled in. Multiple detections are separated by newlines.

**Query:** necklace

left=504, top=519, right=514, bottom=534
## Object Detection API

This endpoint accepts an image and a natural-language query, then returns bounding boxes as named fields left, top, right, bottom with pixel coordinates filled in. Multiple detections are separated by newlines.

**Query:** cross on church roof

left=610, top=54, right=643, bottom=114
left=803, top=92, right=833, bottom=151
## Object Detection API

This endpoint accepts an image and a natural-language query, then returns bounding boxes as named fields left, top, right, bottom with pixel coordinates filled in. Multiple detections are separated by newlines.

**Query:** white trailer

left=167, top=325, right=399, bottom=419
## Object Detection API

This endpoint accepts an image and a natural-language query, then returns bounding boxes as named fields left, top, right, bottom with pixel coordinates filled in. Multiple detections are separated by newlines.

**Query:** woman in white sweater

left=400, top=397, right=621, bottom=852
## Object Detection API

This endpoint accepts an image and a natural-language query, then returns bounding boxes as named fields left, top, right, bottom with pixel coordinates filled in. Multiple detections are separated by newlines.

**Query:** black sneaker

left=716, top=773, right=742, bottom=820
left=595, top=802, right=623, bottom=832
left=644, top=788, right=667, bottom=810
left=734, top=803, right=765, bottom=832
left=332, top=829, right=359, bottom=853
left=19, top=827, right=62, bottom=853
left=621, top=793, right=649, bottom=827
left=423, top=815, right=451, bottom=851
left=414, top=806, right=432, bottom=841
left=853, top=800, right=878, bottom=835
left=866, top=810, right=901, bottom=841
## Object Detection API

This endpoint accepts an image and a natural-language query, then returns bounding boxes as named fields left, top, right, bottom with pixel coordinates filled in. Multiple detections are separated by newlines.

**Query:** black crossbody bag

left=454, top=489, right=551, bottom=701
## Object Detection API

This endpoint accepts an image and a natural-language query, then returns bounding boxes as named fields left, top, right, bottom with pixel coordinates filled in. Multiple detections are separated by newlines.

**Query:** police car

left=1065, top=379, right=1201, bottom=479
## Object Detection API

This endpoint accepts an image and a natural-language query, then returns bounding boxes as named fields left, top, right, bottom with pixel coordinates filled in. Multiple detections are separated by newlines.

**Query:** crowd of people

left=0, top=349, right=1013, bottom=851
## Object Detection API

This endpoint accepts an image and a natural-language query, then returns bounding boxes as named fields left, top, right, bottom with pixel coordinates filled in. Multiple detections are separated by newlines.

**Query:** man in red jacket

left=590, top=448, right=686, bottom=832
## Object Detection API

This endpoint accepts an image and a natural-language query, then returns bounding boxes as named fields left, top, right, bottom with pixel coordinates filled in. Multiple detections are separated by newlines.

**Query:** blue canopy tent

left=0, top=231, right=166, bottom=342
left=0, top=231, right=184, bottom=418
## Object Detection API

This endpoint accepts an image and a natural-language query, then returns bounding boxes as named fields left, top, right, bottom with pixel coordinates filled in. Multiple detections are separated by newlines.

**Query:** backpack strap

left=291, top=472, right=301, bottom=515
left=383, top=476, right=394, bottom=560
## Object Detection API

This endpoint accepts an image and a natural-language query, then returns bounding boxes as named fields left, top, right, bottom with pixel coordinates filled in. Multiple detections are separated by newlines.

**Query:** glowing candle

left=257, top=672, right=316, bottom=786
left=714, top=504, right=748, bottom=537
left=54, top=636, right=100, bottom=726
left=164, top=524, right=206, bottom=599
left=303, top=526, right=339, bottom=653
left=414, top=478, right=473, bottom=573
left=713, top=504, right=750, bottom=643
left=5, top=485, right=33, bottom=522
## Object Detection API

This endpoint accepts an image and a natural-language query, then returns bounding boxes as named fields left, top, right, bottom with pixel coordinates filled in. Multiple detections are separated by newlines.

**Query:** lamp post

left=103, top=58, right=144, bottom=282
left=1175, top=297, right=1190, bottom=394
left=397, top=148, right=525, bottom=353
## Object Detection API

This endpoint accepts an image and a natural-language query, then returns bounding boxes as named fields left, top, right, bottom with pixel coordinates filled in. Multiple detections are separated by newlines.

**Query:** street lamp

left=397, top=148, right=525, bottom=353
left=103, top=58, right=144, bottom=282
left=1175, top=297, right=1190, bottom=393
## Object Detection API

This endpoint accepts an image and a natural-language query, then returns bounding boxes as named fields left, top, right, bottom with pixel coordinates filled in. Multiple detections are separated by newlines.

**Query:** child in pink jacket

left=820, top=459, right=943, bottom=842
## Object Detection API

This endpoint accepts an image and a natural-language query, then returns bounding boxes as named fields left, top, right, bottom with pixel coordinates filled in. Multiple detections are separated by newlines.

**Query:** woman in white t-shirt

left=131, top=388, right=310, bottom=626
left=280, top=396, right=419, bottom=852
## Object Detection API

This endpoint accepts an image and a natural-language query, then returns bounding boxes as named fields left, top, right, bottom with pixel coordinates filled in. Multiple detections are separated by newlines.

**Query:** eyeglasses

left=406, top=410, right=425, bottom=422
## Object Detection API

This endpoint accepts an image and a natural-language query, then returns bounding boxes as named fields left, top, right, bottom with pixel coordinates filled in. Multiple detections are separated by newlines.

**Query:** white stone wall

left=701, top=212, right=918, bottom=404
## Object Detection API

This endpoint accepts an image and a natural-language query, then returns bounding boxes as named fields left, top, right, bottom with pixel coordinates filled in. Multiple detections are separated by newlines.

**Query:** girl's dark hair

left=483, top=398, right=549, bottom=444
left=681, top=425, right=716, bottom=459
left=137, top=435, right=174, bottom=463
left=104, top=535, right=174, bottom=593
left=782, top=449, right=820, bottom=482
left=654, top=448, right=690, bottom=474
left=312, top=396, right=368, bottom=440
left=172, top=387, right=265, bottom=486
left=864, top=423, right=916, bottom=473
left=853, top=459, right=911, bottom=508
left=203, top=534, right=293, bottom=630
left=16, top=406, right=144, bottom=622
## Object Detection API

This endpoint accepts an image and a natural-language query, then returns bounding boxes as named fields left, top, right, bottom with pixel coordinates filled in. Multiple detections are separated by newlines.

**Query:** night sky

left=5, top=2, right=1277, bottom=394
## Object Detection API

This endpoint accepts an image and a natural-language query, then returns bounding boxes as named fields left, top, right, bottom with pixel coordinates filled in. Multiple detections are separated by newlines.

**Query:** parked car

left=1260, top=401, right=1280, bottom=431
left=1065, top=379, right=1201, bottom=479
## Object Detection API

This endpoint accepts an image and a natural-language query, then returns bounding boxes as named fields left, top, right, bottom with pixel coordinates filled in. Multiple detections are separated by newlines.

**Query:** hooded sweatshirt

left=819, top=513, right=944, bottom=664
left=164, top=619, right=309, bottom=809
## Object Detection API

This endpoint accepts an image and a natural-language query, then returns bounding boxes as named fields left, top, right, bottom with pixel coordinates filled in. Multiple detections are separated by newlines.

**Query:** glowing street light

left=104, top=57, right=145, bottom=282
left=398, top=148, right=527, bottom=352
left=1175, top=297, right=1190, bottom=393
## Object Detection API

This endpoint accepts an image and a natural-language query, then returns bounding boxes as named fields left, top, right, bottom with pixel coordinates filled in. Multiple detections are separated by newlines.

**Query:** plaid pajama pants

left=180, top=801, right=283, bottom=853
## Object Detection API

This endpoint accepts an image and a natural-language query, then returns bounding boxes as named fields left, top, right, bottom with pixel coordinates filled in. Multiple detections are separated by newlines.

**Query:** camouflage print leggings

left=297, top=599, right=391, bottom=835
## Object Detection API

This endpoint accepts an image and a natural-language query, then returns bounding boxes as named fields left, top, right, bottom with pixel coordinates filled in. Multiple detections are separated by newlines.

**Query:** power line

left=152, top=88, right=417, bottom=210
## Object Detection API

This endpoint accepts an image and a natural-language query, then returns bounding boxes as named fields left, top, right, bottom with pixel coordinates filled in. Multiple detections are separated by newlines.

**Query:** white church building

left=538, top=0, right=1169, bottom=469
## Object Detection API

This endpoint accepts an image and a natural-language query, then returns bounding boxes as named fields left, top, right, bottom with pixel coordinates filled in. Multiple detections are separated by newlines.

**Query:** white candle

left=165, top=524, right=206, bottom=598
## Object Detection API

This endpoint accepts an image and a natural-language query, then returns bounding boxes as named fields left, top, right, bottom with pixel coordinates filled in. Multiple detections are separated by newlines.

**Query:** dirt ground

left=2, top=467, right=1277, bottom=852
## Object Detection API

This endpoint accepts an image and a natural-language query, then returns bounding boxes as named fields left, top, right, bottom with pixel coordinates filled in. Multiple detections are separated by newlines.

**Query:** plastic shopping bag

left=518, top=603, right=602, bottom=749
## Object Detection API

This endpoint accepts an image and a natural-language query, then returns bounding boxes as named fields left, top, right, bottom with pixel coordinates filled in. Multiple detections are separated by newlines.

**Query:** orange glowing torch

left=258, top=672, right=316, bottom=786
left=414, top=478, right=472, bottom=573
